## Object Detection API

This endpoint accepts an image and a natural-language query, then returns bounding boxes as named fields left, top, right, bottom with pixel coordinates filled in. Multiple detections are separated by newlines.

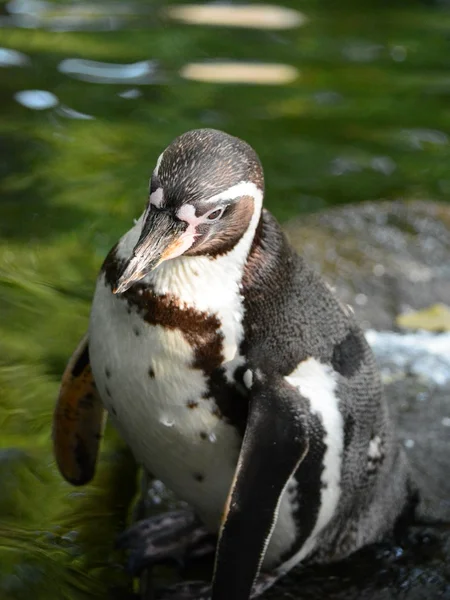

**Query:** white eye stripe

left=177, top=203, right=198, bottom=224
left=149, top=187, right=164, bottom=207
left=154, top=152, right=164, bottom=176
left=202, top=180, right=261, bottom=204
left=176, top=203, right=227, bottom=225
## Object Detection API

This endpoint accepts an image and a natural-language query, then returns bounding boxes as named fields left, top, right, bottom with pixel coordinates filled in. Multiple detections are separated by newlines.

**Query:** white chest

left=89, top=272, right=244, bottom=531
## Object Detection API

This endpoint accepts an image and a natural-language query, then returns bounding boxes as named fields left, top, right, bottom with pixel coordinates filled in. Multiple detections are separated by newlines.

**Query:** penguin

left=53, top=129, right=415, bottom=600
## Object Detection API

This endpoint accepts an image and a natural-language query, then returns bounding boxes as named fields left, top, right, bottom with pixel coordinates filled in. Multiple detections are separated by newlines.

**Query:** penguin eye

left=206, top=207, right=225, bottom=222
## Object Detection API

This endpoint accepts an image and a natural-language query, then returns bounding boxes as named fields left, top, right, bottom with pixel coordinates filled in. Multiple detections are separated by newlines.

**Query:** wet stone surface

left=284, top=200, right=450, bottom=331
left=139, top=201, right=450, bottom=600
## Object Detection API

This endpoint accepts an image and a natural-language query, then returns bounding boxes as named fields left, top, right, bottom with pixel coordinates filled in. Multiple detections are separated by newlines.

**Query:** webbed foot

left=117, top=510, right=215, bottom=575
left=153, top=572, right=277, bottom=600
left=154, top=581, right=211, bottom=600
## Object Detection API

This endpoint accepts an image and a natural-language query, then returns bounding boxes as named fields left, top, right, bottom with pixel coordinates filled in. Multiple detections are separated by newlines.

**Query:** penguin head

left=114, top=129, right=264, bottom=294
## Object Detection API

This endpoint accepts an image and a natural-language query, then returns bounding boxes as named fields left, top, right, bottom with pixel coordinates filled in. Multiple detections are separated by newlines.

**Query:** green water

left=1, top=0, right=450, bottom=597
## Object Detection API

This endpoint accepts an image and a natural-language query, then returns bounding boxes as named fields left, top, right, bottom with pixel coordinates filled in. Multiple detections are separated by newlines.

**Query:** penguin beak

left=113, top=210, right=187, bottom=294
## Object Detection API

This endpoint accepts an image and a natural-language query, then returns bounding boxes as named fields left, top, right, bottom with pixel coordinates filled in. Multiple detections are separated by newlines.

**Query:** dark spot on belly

left=71, top=343, right=90, bottom=377
left=187, top=400, right=199, bottom=409
left=127, top=308, right=131, bottom=315
left=148, top=367, right=155, bottom=378
left=105, top=386, right=112, bottom=398
left=193, top=473, right=204, bottom=482
left=111, top=405, right=117, bottom=416
left=133, top=326, right=140, bottom=337
left=331, top=329, right=365, bottom=378
left=199, top=431, right=207, bottom=440
left=105, top=367, right=111, bottom=379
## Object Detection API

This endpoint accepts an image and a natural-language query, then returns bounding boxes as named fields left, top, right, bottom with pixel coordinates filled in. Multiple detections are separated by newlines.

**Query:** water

left=366, top=330, right=450, bottom=385
left=1, top=0, right=450, bottom=598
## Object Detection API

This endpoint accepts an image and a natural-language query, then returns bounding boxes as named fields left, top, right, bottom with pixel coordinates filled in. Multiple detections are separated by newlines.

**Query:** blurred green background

left=1, top=0, right=450, bottom=597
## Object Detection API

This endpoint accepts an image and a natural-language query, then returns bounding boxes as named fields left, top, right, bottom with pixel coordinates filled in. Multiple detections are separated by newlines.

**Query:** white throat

left=116, top=187, right=263, bottom=368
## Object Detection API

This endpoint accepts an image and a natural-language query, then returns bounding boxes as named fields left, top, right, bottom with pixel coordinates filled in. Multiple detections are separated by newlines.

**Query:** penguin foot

left=155, top=581, right=211, bottom=600
left=154, top=572, right=278, bottom=600
left=155, top=573, right=279, bottom=600
left=117, top=510, right=215, bottom=575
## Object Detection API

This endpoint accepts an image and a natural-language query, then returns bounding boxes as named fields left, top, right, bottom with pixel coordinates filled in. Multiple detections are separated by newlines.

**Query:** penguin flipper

left=211, top=375, right=309, bottom=600
left=52, top=333, right=106, bottom=486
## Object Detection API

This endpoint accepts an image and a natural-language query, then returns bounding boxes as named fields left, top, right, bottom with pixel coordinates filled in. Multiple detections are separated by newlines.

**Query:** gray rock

left=284, top=200, right=450, bottom=330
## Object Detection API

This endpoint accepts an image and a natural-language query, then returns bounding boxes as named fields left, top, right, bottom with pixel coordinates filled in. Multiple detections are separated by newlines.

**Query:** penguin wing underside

left=211, top=376, right=310, bottom=600
left=53, top=333, right=106, bottom=486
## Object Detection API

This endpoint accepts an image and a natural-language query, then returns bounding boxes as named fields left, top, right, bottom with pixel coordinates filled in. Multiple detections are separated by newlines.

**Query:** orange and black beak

left=114, top=209, right=187, bottom=294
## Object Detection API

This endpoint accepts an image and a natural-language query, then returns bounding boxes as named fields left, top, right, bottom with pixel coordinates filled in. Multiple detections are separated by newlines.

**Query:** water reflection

left=117, top=88, right=142, bottom=99
left=14, top=89, right=58, bottom=109
left=58, top=57, right=160, bottom=84
left=0, top=47, right=29, bottom=67
left=5, top=0, right=142, bottom=31
left=180, top=62, right=299, bottom=85
left=402, top=128, right=449, bottom=149
left=167, top=4, right=307, bottom=30
left=57, top=105, right=94, bottom=120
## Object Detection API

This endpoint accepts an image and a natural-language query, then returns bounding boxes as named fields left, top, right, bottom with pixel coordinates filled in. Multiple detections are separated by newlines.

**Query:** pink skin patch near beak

left=163, top=203, right=206, bottom=259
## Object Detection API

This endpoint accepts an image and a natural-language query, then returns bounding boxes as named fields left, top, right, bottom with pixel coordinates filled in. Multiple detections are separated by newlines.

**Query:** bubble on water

left=441, top=417, right=450, bottom=427
left=391, top=45, right=407, bottom=62
left=404, top=439, right=415, bottom=449
left=208, top=432, right=217, bottom=443
left=372, top=264, right=385, bottom=277
left=160, top=417, right=174, bottom=428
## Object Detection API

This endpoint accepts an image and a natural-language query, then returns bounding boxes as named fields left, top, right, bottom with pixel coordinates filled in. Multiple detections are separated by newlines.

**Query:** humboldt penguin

left=53, top=129, right=414, bottom=600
